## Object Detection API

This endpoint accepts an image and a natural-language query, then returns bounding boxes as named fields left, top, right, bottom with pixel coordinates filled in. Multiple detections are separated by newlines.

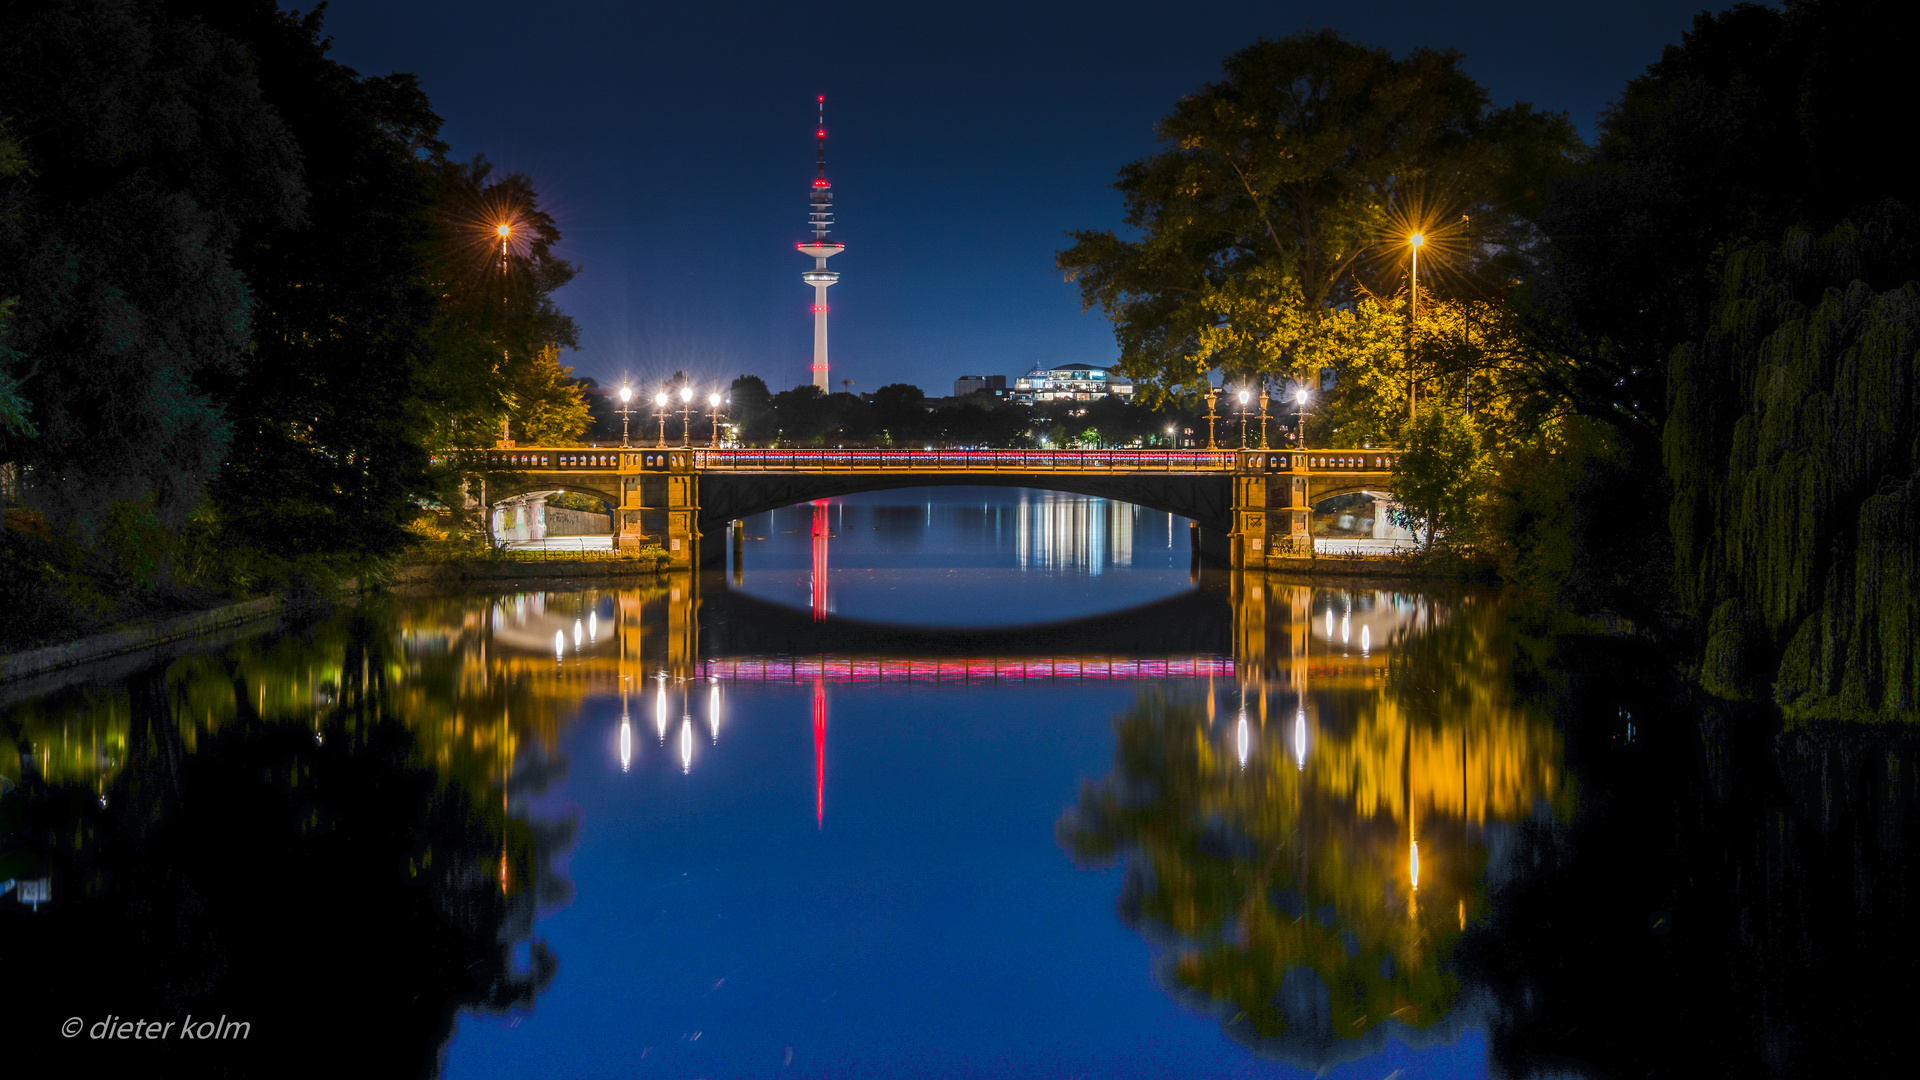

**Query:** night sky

left=316, top=0, right=1712, bottom=399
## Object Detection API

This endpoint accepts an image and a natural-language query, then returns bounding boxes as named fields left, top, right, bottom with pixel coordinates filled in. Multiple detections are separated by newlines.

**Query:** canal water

left=3, top=487, right=1913, bottom=1077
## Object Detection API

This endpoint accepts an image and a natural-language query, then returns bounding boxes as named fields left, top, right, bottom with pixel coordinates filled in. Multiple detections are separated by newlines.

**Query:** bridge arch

left=484, top=480, right=621, bottom=546
left=695, top=472, right=1232, bottom=539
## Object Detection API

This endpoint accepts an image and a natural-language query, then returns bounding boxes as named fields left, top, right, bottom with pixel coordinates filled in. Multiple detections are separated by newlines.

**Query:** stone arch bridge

left=458, top=447, right=1400, bottom=569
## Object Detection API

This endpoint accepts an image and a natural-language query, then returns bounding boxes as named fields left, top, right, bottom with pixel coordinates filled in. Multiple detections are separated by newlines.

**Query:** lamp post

left=679, top=385, right=694, bottom=447
left=1237, top=389, right=1250, bottom=449
left=1258, top=388, right=1270, bottom=449
left=1408, top=232, right=1423, bottom=420
left=1166, top=424, right=1176, bottom=449
left=1294, top=388, right=1310, bottom=447
left=497, top=223, right=512, bottom=447
left=654, top=392, right=669, bottom=447
left=618, top=385, right=634, bottom=448
left=1205, top=388, right=1220, bottom=449
left=708, top=393, right=725, bottom=448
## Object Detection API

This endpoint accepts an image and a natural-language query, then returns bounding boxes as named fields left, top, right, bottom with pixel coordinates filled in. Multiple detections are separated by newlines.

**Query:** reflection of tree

left=5, top=616, right=567, bottom=1075
left=1060, top=600, right=1567, bottom=1067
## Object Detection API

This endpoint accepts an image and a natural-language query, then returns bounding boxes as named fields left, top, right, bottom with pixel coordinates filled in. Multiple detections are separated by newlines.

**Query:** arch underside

left=487, top=480, right=622, bottom=506
left=1307, top=482, right=1395, bottom=506
left=695, top=472, right=1233, bottom=535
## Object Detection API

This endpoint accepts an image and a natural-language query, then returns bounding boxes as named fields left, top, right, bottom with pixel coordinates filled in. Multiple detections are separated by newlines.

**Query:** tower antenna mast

left=797, top=96, right=844, bottom=393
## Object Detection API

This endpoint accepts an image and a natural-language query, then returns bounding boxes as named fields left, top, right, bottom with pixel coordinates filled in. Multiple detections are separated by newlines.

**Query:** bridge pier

left=1229, top=451, right=1314, bottom=568
left=616, top=450, right=701, bottom=570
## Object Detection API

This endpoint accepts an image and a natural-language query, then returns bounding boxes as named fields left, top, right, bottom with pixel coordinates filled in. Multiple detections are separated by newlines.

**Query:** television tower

left=797, top=96, right=843, bottom=393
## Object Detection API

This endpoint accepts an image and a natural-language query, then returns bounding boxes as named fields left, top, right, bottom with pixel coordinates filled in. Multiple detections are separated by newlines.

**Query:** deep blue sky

left=317, top=0, right=1714, bottom=399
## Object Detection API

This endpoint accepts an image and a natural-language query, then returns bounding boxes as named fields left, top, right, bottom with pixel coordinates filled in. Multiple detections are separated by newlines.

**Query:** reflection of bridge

left=454, top=447, right=1399, bottom=569
left=464, top=569, right=1427, bottom=696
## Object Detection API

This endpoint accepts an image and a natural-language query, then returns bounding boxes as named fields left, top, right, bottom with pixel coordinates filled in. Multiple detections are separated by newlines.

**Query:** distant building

left=1011, top=364, right=1134, bottom=404
left=953, top=374, right=1006, bottom=397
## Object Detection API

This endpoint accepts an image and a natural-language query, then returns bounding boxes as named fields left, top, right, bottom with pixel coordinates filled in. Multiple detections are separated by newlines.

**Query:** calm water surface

left=3, top=488, right=1913, bottom=1077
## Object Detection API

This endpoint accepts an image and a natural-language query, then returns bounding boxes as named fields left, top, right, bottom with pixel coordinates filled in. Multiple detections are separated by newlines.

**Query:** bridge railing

left=691, top=448, right=1237, bottom=471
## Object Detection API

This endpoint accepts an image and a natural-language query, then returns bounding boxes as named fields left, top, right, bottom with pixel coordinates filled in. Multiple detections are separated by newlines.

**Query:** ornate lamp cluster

left=614, top=383, right=730, bottom=448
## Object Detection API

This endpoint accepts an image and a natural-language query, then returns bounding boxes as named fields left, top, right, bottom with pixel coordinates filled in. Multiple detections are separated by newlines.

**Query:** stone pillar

left=618, top=449, right=700, bottom=568
left=1229, top=450, right=1315, bottom=566
left=1230, top=451, right=1268, bottom=568
left=528, top=495, right=548, bottom=542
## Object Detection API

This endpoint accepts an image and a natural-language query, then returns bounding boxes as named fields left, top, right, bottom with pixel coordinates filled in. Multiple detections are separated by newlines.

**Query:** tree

left=191, top=0, right=447, bottom=563
left=1389, top=402, right=1480, bottom=550
left=1058, top=31, right=1578, bottom=418
left=0, top=122, right=29, bottom=440
left=728, top=374, right=772, bottom=442
left=1517, top=0, right=1919, bottom=456
left=868, top=382, right=927, bottom=445
left=418, top=157, right=581, bottom=448
left=0, top=0, right=304, bottom=531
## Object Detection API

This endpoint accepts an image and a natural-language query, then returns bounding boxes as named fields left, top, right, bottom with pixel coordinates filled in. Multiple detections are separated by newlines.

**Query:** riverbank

left=386, top=545, right=672, bottom=585
left=1263, top=548, right=1498, bottom=582
left=0, top=595, right=282, bottom=695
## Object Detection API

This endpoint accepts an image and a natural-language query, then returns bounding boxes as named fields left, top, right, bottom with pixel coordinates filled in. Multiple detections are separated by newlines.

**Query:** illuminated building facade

left=1011, top=364, right=1134, bottom=404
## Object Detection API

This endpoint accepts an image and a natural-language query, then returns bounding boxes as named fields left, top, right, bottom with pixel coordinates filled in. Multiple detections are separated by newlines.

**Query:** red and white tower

left=797, top=96, right=843, bottom=393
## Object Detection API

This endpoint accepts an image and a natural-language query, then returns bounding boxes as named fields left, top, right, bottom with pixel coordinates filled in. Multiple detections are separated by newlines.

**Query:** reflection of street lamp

left=618, top=385, right=634, bottom=448
left=678, top=385, right=694, bottom=446
left=1205, top=388, right=1220, bottom=449
left=654, top=392, right=669, bottom=447
left=707, top=393, right=725, bottom=447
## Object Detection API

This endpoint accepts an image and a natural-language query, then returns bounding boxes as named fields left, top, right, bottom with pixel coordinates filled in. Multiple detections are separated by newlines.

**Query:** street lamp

left=707, top=393, right=725, bottom=448
left=1258, top=388, right=1270, bottom=449
left=1294, top=387, right=1310, bottom=447
left=1166, top=424, right=1176, bottom=448
left=618, top=385, right=634, bottom=448
left=496, top=223, right=512, bottom=445
left=1237, top=389, right=1250, bottom=448
left=654, top=392, right=669, bottom=447
left=1408, top=232, right=1423, bottom=419
left=678, top=385, right=694, bottom=446
left=1205, top=388, right=1220, bottom=449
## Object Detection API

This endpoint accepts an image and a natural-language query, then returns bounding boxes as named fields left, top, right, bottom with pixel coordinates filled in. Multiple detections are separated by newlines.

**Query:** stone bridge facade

left=459, top=446, right=1398, bottom=569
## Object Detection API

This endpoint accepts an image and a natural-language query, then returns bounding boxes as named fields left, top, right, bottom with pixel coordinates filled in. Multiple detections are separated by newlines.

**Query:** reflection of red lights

left=813, top=680, right=826, bottom=828
left=810, top=499, right=831, bottom=621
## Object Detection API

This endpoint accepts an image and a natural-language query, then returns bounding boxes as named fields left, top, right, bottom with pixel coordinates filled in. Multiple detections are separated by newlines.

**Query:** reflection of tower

left=797, top=96, right=844, bottom=393
left=813, top=679, right=827, bottom=829
left=810, top=499, right=831, bottom=620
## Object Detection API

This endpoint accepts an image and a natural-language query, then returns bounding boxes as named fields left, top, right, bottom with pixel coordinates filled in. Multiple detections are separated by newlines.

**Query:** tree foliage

left=1058, top=31, right=1577, bottom=416
left=1388, top=402, right=1480, bottom=549
left=419, top=157, right=583, bottom=449
left=1518, top=0, right=1920, bottom=455
left=0, top=0, right=304, bottom=530
left=195, top=0, right=447, bottom=562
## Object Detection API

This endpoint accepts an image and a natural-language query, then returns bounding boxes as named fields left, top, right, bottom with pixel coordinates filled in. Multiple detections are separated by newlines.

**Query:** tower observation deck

left=797, top=96, right=843, bottom=393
